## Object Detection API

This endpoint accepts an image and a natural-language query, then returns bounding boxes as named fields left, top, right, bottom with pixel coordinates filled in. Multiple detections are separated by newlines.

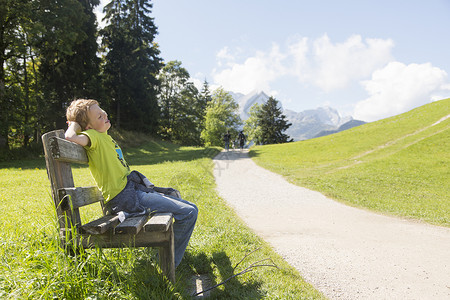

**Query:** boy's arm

left=65, top=122, right=90, bottom=147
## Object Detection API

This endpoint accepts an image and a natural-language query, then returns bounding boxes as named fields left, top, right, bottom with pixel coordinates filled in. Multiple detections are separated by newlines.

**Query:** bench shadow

left=127, top=249, right=179, bottom=299
left=182, top=251, right=264, bottom=299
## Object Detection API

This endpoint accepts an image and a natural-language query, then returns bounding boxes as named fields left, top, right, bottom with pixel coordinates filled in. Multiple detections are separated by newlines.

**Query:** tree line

left=0, top=0, right=291, bottom=153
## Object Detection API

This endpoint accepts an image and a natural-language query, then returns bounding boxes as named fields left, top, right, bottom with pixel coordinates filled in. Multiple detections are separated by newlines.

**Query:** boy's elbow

left=65, top=131, right=76, bottom=141
left=65, top=132, right=88, bottom=147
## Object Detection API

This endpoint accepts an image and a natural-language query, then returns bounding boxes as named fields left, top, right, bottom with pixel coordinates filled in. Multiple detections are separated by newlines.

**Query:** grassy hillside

left=250, top=98, right=450, bottom=226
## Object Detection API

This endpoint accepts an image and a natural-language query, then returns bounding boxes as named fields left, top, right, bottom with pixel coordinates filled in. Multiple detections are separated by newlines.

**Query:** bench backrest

left=42, top=130, right=105, bottom=240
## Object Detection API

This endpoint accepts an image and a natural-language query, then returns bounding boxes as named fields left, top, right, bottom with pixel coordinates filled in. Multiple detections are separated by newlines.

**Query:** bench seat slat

left=145, top=213, right=173, bottom=232
left=114, top=215, right=150, bottom=235
left=80, top=215, right=120, bottom=235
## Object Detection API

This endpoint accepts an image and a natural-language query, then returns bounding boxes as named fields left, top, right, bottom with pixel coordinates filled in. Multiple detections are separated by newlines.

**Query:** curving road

left=213, top=150, right=450, bottom=300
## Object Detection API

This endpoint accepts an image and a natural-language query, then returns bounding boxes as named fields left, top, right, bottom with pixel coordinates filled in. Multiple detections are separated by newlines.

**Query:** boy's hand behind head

left=67, top=121, right=82, bottom=133
left=65, top=99, right=107, bottom=147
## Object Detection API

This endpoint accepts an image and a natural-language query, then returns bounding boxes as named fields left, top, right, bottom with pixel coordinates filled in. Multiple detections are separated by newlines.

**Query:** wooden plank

left=49, top=136, right=88, bottom=164
left=58, top=186, right=104, bottom=210
left=80, top=215, right=120, bottom=235
left=145, top=213, right=173, bottom=232
left=80, top=230, right=172, bottom=248
left=114, top=215, right=150, bottom=235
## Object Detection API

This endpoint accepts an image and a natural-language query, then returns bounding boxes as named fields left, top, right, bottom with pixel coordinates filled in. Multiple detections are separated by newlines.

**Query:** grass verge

left=0, top=138, right=324, bottom=299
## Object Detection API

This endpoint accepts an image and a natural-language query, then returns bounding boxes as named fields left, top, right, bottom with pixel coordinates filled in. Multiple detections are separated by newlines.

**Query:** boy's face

left=86, top=104, right=111, bottom=133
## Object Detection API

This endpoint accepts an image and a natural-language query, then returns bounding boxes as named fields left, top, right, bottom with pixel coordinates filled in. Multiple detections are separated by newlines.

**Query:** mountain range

left=231, top=90, right=366, bottom=141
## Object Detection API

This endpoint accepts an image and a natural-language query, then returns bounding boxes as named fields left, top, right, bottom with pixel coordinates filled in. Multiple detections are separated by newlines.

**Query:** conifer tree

left=101, top=0, right=162, bottom=132
left=245, top=96, right=292, bottom=145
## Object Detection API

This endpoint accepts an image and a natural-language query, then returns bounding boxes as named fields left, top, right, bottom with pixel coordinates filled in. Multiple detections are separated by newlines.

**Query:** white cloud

left=309, top=34, right=394, bottom=91
left=210, top=34, right=395, bottom=96
left=287, top=37, right=309, bottom=80
left=216, top=47, right=235, bottom=67
left=354, top=62, right=450, bottom=121
left=212, top=43, right=286, bottom=95
left=206, top=34, right=450, bottom=121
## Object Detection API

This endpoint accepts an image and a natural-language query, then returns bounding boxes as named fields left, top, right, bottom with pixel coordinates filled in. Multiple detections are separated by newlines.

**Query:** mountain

left=232, top=90, right=272, bottom=120
left=284, top=107, right=357, bottom=141
left=232, top=90, right=364, bottom=141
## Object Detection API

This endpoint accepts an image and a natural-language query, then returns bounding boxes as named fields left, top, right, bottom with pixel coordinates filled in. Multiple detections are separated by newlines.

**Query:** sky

left=96, top=0, right=450, bottom=122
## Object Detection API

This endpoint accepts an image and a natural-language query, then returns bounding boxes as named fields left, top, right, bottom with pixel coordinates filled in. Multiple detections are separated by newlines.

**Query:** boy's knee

left=192, top=204, right=199, bottom=218
left=189, top=203, right=199, bottom=220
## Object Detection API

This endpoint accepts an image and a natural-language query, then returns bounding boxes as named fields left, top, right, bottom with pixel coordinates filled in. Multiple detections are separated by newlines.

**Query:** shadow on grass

left=0, top=140, right=221, bottom=170
left=129, top=254, right=181, bottom=299
left=247, top=149, right=260, bottom=158
left=181, top=251, right=264, bottom=299
left=0, top=157, right=47, bottom=170
left=125, top=142, right=220, bottom=166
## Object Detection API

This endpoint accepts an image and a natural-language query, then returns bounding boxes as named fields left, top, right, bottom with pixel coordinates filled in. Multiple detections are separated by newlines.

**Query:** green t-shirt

left=82, top=129, right=131, bottom=202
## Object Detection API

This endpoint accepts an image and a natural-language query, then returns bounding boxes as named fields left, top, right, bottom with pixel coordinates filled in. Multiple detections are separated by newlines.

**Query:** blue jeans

left=136, top=190, right=198, bottom=267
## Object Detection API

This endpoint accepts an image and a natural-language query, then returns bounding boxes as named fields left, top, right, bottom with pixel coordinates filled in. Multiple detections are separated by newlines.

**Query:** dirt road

left=213, top=150, right=450, bottom=299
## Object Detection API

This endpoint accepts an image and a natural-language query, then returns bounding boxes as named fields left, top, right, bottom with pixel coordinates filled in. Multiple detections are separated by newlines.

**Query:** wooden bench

left=42, top=129, right=175, bottom=282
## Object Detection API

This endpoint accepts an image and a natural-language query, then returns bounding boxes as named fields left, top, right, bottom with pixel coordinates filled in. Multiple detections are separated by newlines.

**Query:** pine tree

left=246, top=96, right=292, bottom=145
left=199, top=79, right=212, bottom=113
left=101, top=0, right=162, bottom=132
left=38, top=0, right=99, bottom=130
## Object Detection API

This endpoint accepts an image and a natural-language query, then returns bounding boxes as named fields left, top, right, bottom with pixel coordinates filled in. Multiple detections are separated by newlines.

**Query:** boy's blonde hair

left=66, top=99, right=99, bottom=130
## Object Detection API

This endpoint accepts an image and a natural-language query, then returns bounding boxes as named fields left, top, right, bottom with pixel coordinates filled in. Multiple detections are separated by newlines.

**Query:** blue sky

left=97, top=0, right=450, bottom=122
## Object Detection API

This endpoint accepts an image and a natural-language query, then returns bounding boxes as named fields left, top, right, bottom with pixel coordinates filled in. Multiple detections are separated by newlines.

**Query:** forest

left=0, top=0, right=290, bottom=156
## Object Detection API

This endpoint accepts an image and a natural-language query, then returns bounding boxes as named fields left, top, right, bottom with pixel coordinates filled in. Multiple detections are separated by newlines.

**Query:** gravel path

left=213, top=150, right=450, bottom=300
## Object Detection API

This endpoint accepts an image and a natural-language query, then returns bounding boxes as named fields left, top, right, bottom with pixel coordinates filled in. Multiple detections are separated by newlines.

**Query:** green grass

left=0, top=139, right=324, bottom=299
left=250, top=98, right=450, bottom=226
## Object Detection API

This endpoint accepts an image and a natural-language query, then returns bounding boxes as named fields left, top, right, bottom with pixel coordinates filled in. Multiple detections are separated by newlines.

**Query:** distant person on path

left=238, top=131, right=246, bottom=150
left=223, top=130, right=231, bottom=151
left=64, top=99, right=198, bottom=268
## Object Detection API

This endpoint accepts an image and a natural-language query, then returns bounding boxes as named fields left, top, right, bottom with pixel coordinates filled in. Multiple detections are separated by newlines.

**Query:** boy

left=65, top=99, right=198, bottom=268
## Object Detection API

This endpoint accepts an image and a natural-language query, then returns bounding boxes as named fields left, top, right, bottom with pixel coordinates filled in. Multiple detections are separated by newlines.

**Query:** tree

left=201, top=88, right=242, bottom=147
left=244, top=103, right=264, bottom=145
left=157, top=61, right=189, bottom=139
left=199, top=79, right=212, bottom=115
left=245, top=96, right=292, bottom=145
left=157, top=60, right=203, bottom=145
left=37, top=0, right=99, bottom=130
left=101, top=0, right=162, bottom=133
left=0, top=0, right=36, bottom=149
left=1, top=0, right=99, bottom=149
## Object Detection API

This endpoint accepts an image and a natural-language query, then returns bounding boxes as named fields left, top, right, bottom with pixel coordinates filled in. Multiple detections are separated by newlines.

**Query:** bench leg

left=159, top=223, right=175, bottom=283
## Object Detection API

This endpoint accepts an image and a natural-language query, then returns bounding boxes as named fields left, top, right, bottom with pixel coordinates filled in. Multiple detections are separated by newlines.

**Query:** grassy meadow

left=0, top=137, right=324, bottom=299
left=250, top=98, right=450, bottom=226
